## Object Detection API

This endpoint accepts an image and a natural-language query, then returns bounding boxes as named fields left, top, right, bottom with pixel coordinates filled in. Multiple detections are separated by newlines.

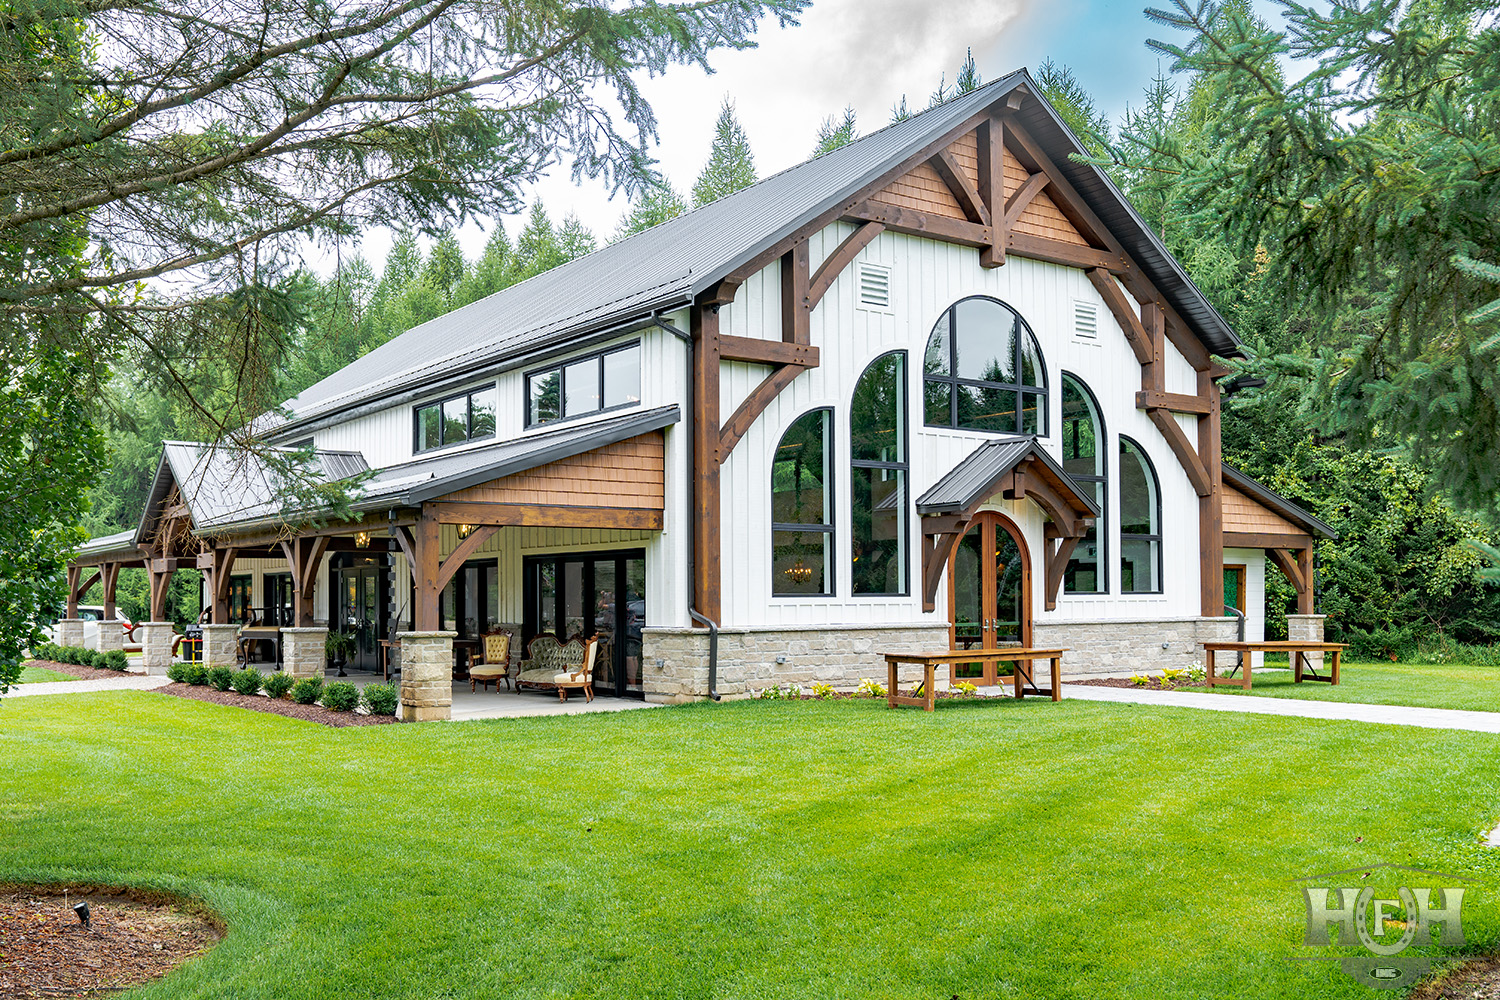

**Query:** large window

left=924, top=296, right=1048, bottom=435
left=1061, top=374, right=1106, bottom=594
left=414, top=384, right=497, bottom=453
left=1119, top=436, right=1162, bottom=594
left=526, top=342, right=642, bottom=427
left=851, top=352, right=908, bottom=595
left=771, top=409, right=834, bottom=596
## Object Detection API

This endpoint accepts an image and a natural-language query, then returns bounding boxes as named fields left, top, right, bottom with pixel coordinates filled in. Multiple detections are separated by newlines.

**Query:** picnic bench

left=882, top=647, right=1067, bottom=711
left=1201, top=640, right=1347, bottom=691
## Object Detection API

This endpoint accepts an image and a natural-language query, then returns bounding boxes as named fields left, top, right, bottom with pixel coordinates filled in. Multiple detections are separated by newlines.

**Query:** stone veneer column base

left=1030, top=617, right=1241, bottom=677
left=201, top=624, right=242, bottom=671
left=280, top=627, right=328, bottom=680
left=640, top=623, right=953, bottom=703
left=1286, top=614, right=1327, bottom=673
left=96, top=621, right=125, bottom=654
left=399, top=631, right=455, bottom=722
left=139, top=622, right=176, bottom=676
left=56, top=619, right=85, bottom=650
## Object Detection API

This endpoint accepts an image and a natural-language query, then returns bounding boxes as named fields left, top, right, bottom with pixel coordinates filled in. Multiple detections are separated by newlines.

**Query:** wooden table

left=238, top=626, right=282, bottom=666
left=1202, top=641, right=1348, bottom=690
left=883, top=647, right=1068, bottom=711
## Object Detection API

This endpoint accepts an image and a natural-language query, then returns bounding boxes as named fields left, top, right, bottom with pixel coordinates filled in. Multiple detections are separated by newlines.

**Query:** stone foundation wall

left=641, top=623, right=952, bottom=703
left=1030, top=617, right=1241, bottom=677
left=281, top=627, right=327, bottom=680
left=399, top=631, right=455, bottom=722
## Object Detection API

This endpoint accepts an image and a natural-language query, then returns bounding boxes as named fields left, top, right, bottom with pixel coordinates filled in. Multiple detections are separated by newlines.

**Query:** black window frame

left=412, top=383, right=498, bottom=455
left=850, top=350, right=910, bottom=597
left=524, top=340, right=643, bottom=429
left=1118, top=434, right=1164, bottom=595
left=924, top=295, right=1049, bottom=437
left=771, top=407, right=836, bottom=598
left=1061, top=372, right=1107, bottom=595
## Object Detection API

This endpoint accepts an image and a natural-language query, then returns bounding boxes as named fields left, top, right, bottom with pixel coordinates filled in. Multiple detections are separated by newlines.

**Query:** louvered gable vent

left=857, top=263, right=891, bottom=310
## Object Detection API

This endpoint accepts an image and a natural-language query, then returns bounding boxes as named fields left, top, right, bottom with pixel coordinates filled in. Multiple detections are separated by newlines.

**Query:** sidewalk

left=1066, top=683, right=1500, bottom=734
left=7, top=676, right=172, bottom=698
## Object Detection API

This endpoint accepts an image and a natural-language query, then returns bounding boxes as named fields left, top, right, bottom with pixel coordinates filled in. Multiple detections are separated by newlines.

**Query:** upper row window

left=414, top=385, right=497, bottom=453
left=924, top=296, right=1048, bottom=436
left=526, top=342, right=642, bottom=427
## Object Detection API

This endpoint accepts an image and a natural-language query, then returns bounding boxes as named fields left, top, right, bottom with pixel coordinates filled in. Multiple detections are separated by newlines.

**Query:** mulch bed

left=1072, top=676, right=1211, bottom=691
left=1410, top=956, right=1500, bottom=998
left=0, top=886, right=221, bottom=999
left=24, top=659, right=139, bottom=682
left=155, top=682, right=400, bottom=727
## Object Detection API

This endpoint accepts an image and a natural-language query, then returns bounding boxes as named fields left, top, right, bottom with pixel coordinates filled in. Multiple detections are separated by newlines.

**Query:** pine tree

left=381, top=233, right=423, bottom=291
left=513, top=203, right=565, bottom=279
left=889, top=95, right=911, bottom=123
left=811, top=107, right=857, bottom=158
left=692, top=99, right=758, bottom=207
left=613, top=182, right=689, bottom=241
left=558, top=214, right=598, bottom=261
left=457, top=224, right=513, bottom=306
left=1034, top=59, right=1111, bottom=156
left=423, top=232, right=467, bottom=306
left=955, top=49, right=981, bottom=95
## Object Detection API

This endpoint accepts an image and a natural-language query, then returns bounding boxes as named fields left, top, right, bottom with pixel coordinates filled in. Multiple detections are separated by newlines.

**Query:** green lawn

left=17, top=665, right=77, bottom=683
left=1202, top=659, right=1500, bottom=713
left=3, top=692, right=1500, bottom=999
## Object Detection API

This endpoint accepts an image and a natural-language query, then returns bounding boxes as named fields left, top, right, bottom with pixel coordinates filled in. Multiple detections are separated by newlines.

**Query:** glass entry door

left=336, top=561, right=386, bottom=672
left=948, top=512, right=1032, bottom=684
left=524, top=550, right=646, bottom=699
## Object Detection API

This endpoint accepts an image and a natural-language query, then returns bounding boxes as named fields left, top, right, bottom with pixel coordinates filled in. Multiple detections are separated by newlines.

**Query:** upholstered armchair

left=553, top=635, right=597, bottom=702
left=468, top=630, right=512, bottom=692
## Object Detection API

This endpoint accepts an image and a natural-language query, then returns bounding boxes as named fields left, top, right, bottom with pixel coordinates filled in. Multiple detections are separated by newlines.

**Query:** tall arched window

left=851, top=352, right=908, bottom=595
left=1062, top=374, right=1106, bottom=594
left=771, top=408, right=833, bottom=596
left=1119, top=436, right=1162, bottom=594
left=924, top=296, right=1048, bottom=436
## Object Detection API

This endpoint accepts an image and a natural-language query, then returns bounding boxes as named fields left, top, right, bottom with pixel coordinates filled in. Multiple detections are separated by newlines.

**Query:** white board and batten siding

left=717, top=222, right=1206, bottom=629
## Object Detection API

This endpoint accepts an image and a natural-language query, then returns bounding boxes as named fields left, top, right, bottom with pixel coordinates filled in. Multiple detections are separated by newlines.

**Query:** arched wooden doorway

left=948, top=511, right=1032, bottom=683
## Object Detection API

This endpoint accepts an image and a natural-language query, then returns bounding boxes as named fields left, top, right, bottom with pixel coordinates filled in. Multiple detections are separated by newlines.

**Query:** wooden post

left=691, top=302, right=723, bottom=623
left=148, top=559, right=174, bottom=622
left=412, top=511, right=442, bottom=631
left=209, top=548, right=238, bottom=623
left=65, top=565, right=81, bottom=618
left=1296, top=545, right=1315, bottom=613
left=977, top=115, right=1005, bottom=268
left=1197, top=369, right=1224, bottom=618
left=102, top=563, right=121, bottom=621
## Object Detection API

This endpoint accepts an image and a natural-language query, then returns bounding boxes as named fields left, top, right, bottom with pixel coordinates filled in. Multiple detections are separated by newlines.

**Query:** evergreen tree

left=1034, top=58, right=1111, bottom=156
left=811, top=107, right=858, bottom=158
left=457, top=224, right=513, bottom=306
left=513, top=203, right=567, bottom=279
left=692, top=100, right=758, bottom=206
left=423, top=232, right=468, bottom=306
left=613, top=182, right=689, bottom=241
left=954, top=49, right=981, bottom=95
left=381, top=234, right=424, bottom=293
left=558, top=214, right=598, bottom=261
left=890, top=95, right=911, bottom=123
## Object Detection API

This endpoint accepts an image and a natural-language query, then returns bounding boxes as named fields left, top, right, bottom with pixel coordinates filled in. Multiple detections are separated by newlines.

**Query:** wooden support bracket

left=1146, top=408, right=1211, bottom=496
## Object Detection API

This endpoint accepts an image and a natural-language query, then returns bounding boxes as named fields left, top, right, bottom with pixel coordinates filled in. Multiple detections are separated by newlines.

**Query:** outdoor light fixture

left=1223, top=375, right=1268, bottom=396
left=73, top=901, right=90, bottom=929
left=457, top=523, right=475, bottom=540
left=354, top=530, right=371, bottom=549
left=784, top=558, right=813, bottom=585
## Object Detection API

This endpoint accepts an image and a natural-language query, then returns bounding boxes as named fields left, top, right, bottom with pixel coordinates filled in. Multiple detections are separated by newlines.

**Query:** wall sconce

left=354, top=530, right=370, bottom=549
left=457, top=523, right=475, bottom=540
left=783, top=558, right=813, bottom=585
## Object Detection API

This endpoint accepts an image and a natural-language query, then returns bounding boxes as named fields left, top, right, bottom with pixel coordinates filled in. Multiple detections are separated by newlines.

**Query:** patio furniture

left=238, top=625, right=282, bottom=666
left=469, top=631, right=512, bottom=692
left=516, top=635, right=564, bottom=692
left=1201, top=640, right=1348, bottom=691
left=553, top=635, right=597, bottom=702
left=882, top=647, right=1068, bottom=711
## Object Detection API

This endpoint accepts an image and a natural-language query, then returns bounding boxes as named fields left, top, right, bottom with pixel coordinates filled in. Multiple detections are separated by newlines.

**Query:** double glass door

left=524, top=550, right=647, bottom=699
left=949, top=513, right=1031, bottom=683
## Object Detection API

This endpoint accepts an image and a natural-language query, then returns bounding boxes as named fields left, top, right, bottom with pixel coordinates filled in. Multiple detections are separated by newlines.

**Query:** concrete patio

left=319, top=671, right=661, bottom=721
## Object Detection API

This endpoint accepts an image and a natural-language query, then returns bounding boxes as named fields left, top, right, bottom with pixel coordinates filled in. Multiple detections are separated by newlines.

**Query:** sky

left=338, top=0, right=1288, bottom=275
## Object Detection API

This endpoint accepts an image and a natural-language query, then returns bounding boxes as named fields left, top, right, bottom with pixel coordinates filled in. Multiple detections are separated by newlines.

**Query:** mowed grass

left=1204, top=659, right=1500, bottom=713
left=3, top=692, right=1500, bottom=999
left=17, top=665, right=77, bottom=683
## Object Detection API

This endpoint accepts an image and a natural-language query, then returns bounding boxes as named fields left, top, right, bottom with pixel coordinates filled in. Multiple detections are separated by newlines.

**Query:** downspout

left=652, top=313, right=721, bottom=702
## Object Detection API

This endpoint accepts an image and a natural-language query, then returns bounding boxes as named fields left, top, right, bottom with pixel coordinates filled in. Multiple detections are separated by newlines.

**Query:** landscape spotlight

left=73, top=901, right=90, bottom=929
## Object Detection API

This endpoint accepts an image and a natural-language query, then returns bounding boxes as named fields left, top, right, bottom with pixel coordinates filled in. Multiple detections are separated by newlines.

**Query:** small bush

left=166, top=663, right=191, bottom=683
left=854, top=677, right=887, bottom=699
left=184, top=663, right=209, bottom=686
left=321, top=681, right=359, bottom=712
left=290, top=677, right=324, bottom=705
left=810, top=682, right=835, bottom=700
left=361, top=683, right=399, bottom=716
left=953, top=681, right=979, bottom=698
left=101, top=649, right=129, bottom=671
left=230, top=668, right=264, bottom=696
left=263, top=672, right=295, bottom=699
left=208, top=665, right=236, bottom=691
left=1187, top=665, right=1207, bottom=684
left=1130, top=674, right=1150, bottom=686
left=756, top=683, right=802, bottom=700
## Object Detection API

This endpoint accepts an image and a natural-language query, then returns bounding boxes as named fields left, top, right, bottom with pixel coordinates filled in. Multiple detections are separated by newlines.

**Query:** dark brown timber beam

left=929, top=148, right=990, bottom=225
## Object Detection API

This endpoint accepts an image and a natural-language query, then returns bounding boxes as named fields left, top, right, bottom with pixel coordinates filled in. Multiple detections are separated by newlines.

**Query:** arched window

left=851, top=352, right=908, bottom=595
left=924, top=296, right=1048, bottom=435
left=1119, top=436, right=1162, bottom=594
left=771, top=409, right=833, bottom=596
left=1062, top=374, right=1106, bottom=594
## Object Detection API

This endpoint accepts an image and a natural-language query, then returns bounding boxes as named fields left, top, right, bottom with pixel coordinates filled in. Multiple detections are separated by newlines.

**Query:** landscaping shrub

left=321, top=681, right=359, bottom=712
left=290, top=677, right=324, bottom=705
left=230, top=668, right=264, bottom=696
left=263, top=672, right=295, bottom=699
left=185, top=664, right=209, bottom=686
left=208, top=665, right=236, bottom=691
left=101, top=650, right=129, bottom=671
left=167, top=663, right=191, bottom=683
left=854, top=678, right=886, bottom=699
left=811, top=682, right=835, bottom=700
left=361, top=683, right=399, bottom=716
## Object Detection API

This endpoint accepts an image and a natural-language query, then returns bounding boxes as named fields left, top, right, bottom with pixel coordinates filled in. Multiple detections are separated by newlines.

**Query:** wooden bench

left=1202, top=641, right=1348, bottom=691
left=882, top=647, right=1067, bottom=711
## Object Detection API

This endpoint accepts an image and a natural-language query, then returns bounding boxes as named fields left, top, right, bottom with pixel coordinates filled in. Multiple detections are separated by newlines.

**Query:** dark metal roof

left=74, top=528, right=142, bottom=563
left=266, top=69, right=1238, bottom=438
left=1222, top=464, right=1338, bottom=540
left=916, top=437, right=1100, bottom=518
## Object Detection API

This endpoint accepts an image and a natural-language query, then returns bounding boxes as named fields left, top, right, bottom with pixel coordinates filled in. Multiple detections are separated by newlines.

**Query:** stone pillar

left=1287, top=613, right=1326, bottom=674
left=399, top=631, right=455, bottom=722
left=55, top=619, right=85, bottom=650
left=281, top=627, right=328, bottom=680
left=97, top=621, right=125, bottom=655
left=139, top=622, right=176, bottom=676
left=201, top=624, right=241, bottom=671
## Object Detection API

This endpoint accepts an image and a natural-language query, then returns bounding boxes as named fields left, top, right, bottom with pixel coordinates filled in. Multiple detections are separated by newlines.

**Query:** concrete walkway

left=1066, top=684, right=1500, bottom=733
left=9, top=675, right=171, bottom=698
